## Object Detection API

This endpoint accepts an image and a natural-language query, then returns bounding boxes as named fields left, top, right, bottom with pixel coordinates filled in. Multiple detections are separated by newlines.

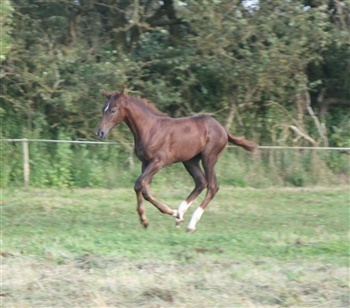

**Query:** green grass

left=1, top=186, right=349, bottom=307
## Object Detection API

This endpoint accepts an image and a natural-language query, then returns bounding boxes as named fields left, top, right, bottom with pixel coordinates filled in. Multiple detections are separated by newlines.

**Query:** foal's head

left=96, top=89, right=126, bottom=139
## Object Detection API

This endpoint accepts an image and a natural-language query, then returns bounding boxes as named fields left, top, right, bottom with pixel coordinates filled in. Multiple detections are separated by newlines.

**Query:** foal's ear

left=101, top=89, right=111, bottom=99
left=120, top=87, right=127, bottom=96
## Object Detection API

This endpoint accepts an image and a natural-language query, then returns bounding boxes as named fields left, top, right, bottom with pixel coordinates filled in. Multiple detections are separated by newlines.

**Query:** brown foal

left=96, top=89, right=257, bottom=232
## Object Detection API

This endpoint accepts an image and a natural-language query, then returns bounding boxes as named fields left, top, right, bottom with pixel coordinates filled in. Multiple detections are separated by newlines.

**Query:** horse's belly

left=168, top=139, right=204, bottom=163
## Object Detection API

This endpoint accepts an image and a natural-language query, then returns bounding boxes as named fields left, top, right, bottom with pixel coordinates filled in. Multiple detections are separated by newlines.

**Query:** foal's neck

left=124, top=100, right=158, bottom=142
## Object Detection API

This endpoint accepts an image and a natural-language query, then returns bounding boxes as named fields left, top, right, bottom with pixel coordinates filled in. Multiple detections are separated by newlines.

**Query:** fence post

left=22, top=138, right=30, bottom=186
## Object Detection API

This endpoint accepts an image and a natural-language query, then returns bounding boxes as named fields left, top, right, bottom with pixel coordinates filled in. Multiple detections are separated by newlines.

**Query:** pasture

left=2, top=186, right=349, bottom=307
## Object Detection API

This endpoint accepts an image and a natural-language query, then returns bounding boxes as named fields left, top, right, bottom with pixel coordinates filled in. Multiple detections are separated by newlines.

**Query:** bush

left=1, top=140, right=347, bottom=188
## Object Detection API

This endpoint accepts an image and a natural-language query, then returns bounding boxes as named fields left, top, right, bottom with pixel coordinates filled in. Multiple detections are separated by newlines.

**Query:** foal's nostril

left=96, top=130, right=104, bottom=138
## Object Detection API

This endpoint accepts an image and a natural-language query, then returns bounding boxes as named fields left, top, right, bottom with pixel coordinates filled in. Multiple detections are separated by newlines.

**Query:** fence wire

left=3, top=139, right=350, bottom=151
left=1, top=139, right=349, bottom=187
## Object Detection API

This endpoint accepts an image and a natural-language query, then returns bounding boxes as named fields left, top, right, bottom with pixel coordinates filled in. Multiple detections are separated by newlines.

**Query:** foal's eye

left=111, top=109, right=116, bottom=113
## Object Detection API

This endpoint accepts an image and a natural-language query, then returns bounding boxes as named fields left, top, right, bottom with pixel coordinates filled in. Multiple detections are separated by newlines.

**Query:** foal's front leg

left=134, top=159, right=177, bottom=228
left=135, top=162, right=149, bottom=228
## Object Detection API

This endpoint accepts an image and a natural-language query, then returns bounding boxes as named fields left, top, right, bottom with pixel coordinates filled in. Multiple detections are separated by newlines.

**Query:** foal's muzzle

left=96, top=129, right=107, bottom=139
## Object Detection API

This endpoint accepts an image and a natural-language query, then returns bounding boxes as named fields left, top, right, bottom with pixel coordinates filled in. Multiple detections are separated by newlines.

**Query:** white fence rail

left=2, top=138, right=350, bottom=186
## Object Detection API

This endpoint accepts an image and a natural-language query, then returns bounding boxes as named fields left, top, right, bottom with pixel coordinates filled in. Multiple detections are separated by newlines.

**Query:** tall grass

left=1, top=139, right=348, bottom=188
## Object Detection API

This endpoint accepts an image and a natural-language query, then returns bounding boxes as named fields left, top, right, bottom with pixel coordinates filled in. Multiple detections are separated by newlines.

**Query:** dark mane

left=125, top=95, right=169, bottom=117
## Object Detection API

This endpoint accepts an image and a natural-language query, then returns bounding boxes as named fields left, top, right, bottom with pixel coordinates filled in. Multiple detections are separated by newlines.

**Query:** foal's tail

left=227, top=131, right=258, bottom=152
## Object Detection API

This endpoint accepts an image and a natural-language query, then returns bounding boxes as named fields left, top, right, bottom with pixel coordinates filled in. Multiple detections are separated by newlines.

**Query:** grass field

left=1, top=186, right=349, bottom=307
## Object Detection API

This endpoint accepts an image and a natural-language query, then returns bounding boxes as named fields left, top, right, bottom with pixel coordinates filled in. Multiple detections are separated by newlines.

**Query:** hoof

left=186, top=228, right=196, bottom=233
left=175, top=219, right=183, bottom=228
left=142, top=220, right=150, bottom=229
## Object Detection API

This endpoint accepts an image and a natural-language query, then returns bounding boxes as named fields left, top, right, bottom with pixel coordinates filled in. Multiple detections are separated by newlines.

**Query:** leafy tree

left=180, top=0, right=349, bottom=146
left=0, top=0, right=349, bottom=187
left=0, top=0, right=13, bottom=61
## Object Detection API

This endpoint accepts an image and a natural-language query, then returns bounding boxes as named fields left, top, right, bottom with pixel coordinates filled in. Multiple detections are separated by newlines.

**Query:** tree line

left=0, top=1, right=349, bottom=187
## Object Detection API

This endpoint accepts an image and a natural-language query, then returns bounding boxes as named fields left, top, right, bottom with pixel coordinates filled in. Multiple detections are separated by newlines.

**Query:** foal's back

left=153, top=114, right=227, bottom=163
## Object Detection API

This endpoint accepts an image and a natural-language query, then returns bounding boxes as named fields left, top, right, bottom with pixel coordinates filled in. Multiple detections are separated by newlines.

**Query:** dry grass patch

left=2, top=253, right=349, bottom=307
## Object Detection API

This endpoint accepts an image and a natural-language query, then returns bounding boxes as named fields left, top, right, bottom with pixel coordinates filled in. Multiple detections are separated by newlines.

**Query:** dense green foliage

left=1, top=140, right=346, bottom=188
left=1, top=0, right=349, bottom=187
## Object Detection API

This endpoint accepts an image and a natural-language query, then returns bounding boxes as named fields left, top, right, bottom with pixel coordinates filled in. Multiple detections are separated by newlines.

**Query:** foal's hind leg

left=187, top=149, right=224, bottom=233
left=176, top=156, right=207, bottom=227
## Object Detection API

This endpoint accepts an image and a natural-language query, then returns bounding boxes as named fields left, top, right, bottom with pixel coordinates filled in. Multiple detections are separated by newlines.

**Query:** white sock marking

left=187, top=207, right=204, bottom=230
left=177, top=200, right=192, bottom=221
